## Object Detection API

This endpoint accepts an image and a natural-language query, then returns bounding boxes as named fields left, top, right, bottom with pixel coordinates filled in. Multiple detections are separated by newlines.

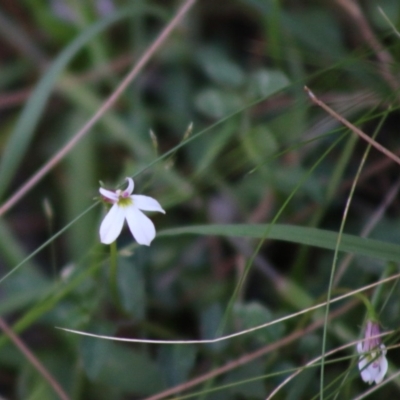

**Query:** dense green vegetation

left=0, top=1, right=400, bottom=398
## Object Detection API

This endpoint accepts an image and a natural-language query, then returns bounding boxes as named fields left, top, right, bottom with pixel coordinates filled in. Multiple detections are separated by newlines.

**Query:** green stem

left=110, top=241, right=119, bottom=306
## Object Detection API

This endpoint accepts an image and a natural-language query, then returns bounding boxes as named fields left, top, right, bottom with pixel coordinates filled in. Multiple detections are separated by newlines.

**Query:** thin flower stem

left=109, top=241, right=120, bottom=306
left=0, top=0, right=196, bottom=218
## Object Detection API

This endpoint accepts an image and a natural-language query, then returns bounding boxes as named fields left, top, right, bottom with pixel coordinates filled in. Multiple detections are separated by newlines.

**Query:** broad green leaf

left=160, top=224, right=400, bottom=263
left=197, top=47, right=245, bottom=87
left=222, top=360, right=266, bottom=398
left=80, top=323, right=115, bottom=380
left=195, top=88, right=244, bottom=119
left=158, top=345, right=197, bottom=386
left=247, top=69, right=289, bottom=99
left=96, top=343, right=165, bottom=394
left=200, top=303, right=226, bottom=352
left=233, top=301, right=284, bottom=343
left=62, top=113, right=97, bottom=260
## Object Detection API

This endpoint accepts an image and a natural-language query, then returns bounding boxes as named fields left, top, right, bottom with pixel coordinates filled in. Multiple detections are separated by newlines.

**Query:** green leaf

left=80, top=322, right=115, bottom=380
left=158, top=345, right=197, bottom=386
left=96, top=343, right=165, bottom=395
left=200, top=303, right=226, bottom=352
left=194, top=88, right=244, bottom=119
left=63, top=113, right=97, bottom=261
left=222, top=360, right=266, bottom=398
left=197, top=47, right=245, bottom=87
left=233, top=302, right=284, bottom=343
left=247, top=69, right=289, bottom=99
left=160, top=224, right=400, bottom=263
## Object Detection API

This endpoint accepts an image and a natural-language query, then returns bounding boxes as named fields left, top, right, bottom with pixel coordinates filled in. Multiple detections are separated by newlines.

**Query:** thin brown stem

left=0, top=53, right=134, bottom=110
left=0, top=317, right=70, bottom=400
left=305, top=86, right=400, bottom=166
left=0, top=0, right=196, bottom=218
left=335, top=0, right=399, bottom=94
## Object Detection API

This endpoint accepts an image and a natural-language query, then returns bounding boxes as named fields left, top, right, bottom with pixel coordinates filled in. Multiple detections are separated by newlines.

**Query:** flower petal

left=357, top=342, right=364, bottom=354
left=125, top=206, right=156, bottom=246
left=132, top=195, right=165, bottom=213
left=358, top=355, right=375, bottom=384
left=100, top=187, right=119, bottom=202
left=374, top=355, right=388, bottom=384
left=123, top=177, right=134, bottom=196
left=99, top=204, right=125, bottom=244
left=358, top=356, right=368, bottom=372
left=360, top=365, right=373, bottom=384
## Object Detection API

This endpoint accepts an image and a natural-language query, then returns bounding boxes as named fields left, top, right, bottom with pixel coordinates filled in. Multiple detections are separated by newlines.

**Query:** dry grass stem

left=0, top=0, right=196, bottom=217
left=0, top=317, right=70, bottom=400
left=305, top=87, right=400, bottom=166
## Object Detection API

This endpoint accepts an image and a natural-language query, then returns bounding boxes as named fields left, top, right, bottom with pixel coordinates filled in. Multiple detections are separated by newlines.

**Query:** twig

left=335, top=0, right=399, bottom=93
left=0, top=53, right=134, bottom=110
left=305, top=86, right=400, bottom=166
left=0, top=317, right=70, bottom=400
left=0, top=0, right=196, bottom=217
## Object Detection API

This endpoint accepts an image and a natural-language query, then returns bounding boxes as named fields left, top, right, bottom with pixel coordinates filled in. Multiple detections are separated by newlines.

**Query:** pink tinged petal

left=100, top=187, right=119, bottom=202
left=99, top=204, right=126, bottom=244
left=125, top=206, right=156, bottom=246
left=122, top=177, right=134, bottom=196
left=132, top=195, right=165, bottom=213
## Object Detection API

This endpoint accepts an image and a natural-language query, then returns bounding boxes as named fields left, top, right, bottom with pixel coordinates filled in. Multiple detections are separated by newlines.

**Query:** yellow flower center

left=118, top=197, right=133, bottom=207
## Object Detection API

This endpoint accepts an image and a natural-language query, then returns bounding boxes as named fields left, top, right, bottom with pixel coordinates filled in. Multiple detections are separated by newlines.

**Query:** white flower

left=99, top=177, right=165, bottom=246
left=357, top=320, right=388, bottom=385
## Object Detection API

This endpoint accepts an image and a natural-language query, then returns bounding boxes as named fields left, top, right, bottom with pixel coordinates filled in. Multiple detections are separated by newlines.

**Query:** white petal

left=358, top=356, right=368, bottom=372
left=125, top=206, right=156, bottom=246
left=357, top=342, right=364, bottom=354
left=99, top=204, right=125, bottom=244
left=123, top=177, right=134, bottom=195
left=132, top=195, right=165, bottom=213
left=374, top=356, right=388, bottom=384
left=100, top=187, right=118, bottom=202
left=361, top=366, right=373, bottom=384
left=358, top=356, right=373, bottom=383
